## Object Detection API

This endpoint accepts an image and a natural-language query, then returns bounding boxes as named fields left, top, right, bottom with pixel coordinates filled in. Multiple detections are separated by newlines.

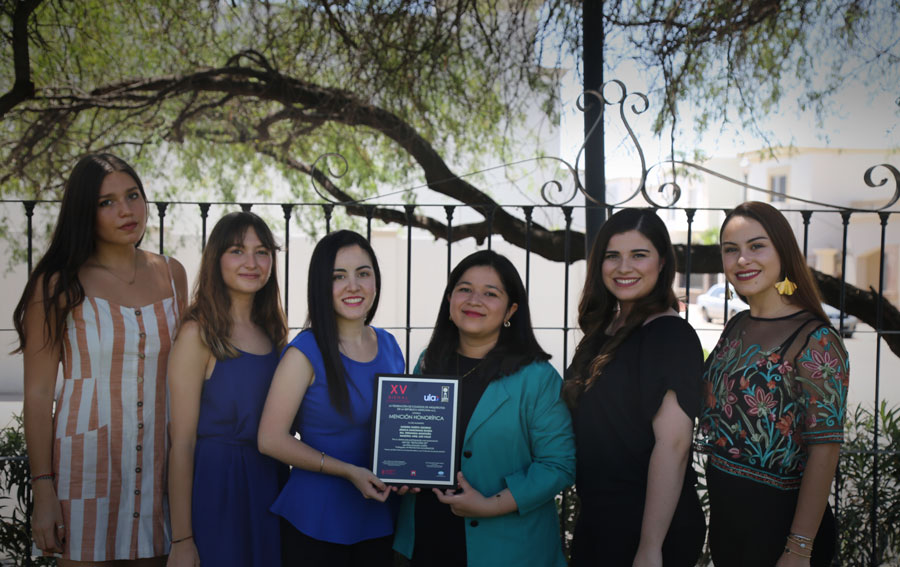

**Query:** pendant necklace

left=456, top=353, right=484, bottom=379
left=94, top=253, right=139, bottom=285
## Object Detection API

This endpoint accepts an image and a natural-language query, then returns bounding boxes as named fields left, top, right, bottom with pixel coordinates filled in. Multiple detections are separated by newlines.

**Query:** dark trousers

left=707, top=465, right=836, bottom=567
left=281, top=524, right=394, bottom=567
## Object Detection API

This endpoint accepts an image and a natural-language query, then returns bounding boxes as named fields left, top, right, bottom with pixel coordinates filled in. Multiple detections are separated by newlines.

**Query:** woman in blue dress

left=167, top=212, right=288, bottom=567
left=258, top=230, right=405, bottom=567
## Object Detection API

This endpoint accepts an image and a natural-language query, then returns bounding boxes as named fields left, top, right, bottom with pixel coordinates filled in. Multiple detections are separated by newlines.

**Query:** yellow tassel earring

left=725, top=285, right=733, bottom=300
left=775, top=277, right=798, bottom=296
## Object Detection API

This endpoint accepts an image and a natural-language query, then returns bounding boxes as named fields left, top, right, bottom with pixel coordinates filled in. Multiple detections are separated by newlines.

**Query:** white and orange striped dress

left=46, top=261, right=179, bottom=561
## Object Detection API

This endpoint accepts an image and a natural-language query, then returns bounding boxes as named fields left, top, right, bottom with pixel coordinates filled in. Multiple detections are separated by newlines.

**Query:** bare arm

left=21, top=279, right=65, bottom=553
left=257, top=347, right=389, bottom=502
left=775, top=443, right=840, bottom=567
left=167, top=257, right=189, bottom=315
left=166, top=321, right=210, bottom=567
left=634, top=390, right=694, bottom=567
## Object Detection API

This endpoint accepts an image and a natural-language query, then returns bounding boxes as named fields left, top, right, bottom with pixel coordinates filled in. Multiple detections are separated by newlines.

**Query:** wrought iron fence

left=0, top=194, right=898, bottom=565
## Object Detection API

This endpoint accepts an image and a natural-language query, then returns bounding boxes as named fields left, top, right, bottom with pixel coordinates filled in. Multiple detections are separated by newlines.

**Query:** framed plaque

left=371, top=374, right=459, bottom=487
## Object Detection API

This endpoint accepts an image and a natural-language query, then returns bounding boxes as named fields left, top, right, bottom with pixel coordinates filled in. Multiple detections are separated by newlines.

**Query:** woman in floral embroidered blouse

left=698, top=201, right=849, bottom=567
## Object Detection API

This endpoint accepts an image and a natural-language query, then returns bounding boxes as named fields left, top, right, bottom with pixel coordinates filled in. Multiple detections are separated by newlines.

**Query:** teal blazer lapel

left=463, top=378, right=511, bottom=444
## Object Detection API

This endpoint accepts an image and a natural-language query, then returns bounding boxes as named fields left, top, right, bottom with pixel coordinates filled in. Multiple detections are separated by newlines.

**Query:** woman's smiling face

left=720, top=215, right=783, bottom=303
left=600, top=230, right=663, bottom=312
left=448, top=265, right=518, bottom=344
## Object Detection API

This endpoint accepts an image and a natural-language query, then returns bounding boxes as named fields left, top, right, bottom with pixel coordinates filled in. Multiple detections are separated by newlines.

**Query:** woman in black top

left=564, top=208, right=706, bottom=567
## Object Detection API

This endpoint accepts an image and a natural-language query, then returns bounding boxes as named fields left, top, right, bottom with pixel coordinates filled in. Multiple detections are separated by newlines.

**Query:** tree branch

left=0, top=0, right=42, bottom=117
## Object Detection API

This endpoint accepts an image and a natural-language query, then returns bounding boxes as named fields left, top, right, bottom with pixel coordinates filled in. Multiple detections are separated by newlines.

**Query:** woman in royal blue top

left=258, top=230, right=405, bottom=567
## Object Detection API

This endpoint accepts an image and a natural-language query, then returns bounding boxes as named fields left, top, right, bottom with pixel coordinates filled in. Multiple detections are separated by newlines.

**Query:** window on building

left=770, top=175, right=787, bottom=202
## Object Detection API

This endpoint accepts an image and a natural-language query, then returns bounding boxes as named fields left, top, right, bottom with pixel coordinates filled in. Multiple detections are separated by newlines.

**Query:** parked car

left=696, top=283, right=858, bottom=338
left=696, top=283, right=749, bottom=323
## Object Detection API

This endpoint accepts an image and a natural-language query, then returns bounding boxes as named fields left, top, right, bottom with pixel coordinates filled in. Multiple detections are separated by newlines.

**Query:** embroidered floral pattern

left=697, top=317, right=849, bottom=490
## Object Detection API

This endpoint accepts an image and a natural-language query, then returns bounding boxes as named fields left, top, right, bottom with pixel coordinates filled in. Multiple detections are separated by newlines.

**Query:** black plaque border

left=371, top=374, right=460, bottom=488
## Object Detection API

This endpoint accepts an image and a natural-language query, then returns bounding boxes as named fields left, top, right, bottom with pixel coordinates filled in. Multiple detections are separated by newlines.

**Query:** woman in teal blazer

left=393, top=251, right=575, bottom=567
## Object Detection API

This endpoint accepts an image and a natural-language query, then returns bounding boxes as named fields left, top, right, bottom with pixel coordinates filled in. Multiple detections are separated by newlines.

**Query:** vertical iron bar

left=24, top=201, right=35, bottom=274
left=404, top=205, right=415, bottom=372
left=324, top=205, right=334, bottom=234
left=683, top=209, right=695, bottom=319
left=364, top=205, right=375, bottom=242
left=523, top=206, right=534, bottom=298
left=485, top=205, right=496, bottom=250
left=444, top=206, right=455, bottom=277
left=722, top=209, right=731, bottom=325
left=801, top=210, right=813, bottom=259
left=562, top=207, right=573, bottom=369
left=155, top=202, right=168, bottom=255
left=839, top=212, right=850, bottom=340
left=871, top=211, right=889, bottom=566
left=583, top=0, right=607, bottom=248
left=199, top=203, right=211, bottom=250
left=281, top=204, right=295, bottom=324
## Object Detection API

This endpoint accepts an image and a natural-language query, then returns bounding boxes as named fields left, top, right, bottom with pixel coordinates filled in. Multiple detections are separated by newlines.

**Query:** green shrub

left=835, top=402, right=900, bottom=566
left=0, top=414, right=55, bottom=566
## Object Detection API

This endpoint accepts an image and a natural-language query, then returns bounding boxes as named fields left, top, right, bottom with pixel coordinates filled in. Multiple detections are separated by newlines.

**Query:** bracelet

left=319, top=451, right=326, bottom=473
left=31, top=473, right=54, bottom=482
left=784, top=545, right=812, bottom=559
left=787, top=533, right=814, bottom=551
left=172, top=534, right=193, bottom=545
left=788, top=532, right=814, bottom=543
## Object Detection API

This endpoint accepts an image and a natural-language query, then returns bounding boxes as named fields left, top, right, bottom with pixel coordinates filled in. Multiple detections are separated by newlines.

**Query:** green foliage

left=835, top=402, right=900, bottom=565
left=0, top=414, right=55, bottom=566
left=0, top=0, right=560, bottom=208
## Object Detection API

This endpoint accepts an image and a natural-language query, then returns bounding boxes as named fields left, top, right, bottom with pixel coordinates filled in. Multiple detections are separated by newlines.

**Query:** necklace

left=92, top=253, right=139, bottom=285
left=456, top=353, right=484, bottom=379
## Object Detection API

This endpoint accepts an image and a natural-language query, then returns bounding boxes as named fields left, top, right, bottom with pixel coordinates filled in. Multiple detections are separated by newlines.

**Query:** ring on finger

left=56, top=523, right=65, bottom=529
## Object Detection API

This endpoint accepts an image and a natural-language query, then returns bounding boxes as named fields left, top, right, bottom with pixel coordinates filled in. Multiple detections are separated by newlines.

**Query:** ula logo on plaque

left=372, top=374, right=460, bottom=487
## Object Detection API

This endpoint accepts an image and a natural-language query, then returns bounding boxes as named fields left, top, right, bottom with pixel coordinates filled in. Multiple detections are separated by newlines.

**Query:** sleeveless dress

left=192, top=350, right=288, bottom=567
left=46, top=258, right=180, bottom=561
left=270, top=327, right=405, bottom=545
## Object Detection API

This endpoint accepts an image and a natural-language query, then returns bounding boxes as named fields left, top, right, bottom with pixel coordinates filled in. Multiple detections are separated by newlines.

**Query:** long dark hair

left=564, top=208, right=677, bottom=406
left=421, top=250, right=549, bottom=380
left=180, top=212, right=287, bottom=359
left=721, top=201, right=828, bottom=322
left=13, top=153, right=147, bottom=352
left=307, top=230, right=382, bottom=414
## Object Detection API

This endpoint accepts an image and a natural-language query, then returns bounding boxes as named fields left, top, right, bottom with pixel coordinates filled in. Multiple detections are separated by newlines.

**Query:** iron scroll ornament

left=641, top=160, right=900, bottom=212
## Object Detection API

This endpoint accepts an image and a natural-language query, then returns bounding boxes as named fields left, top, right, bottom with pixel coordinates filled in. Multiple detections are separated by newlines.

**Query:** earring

left=725, top=286, right=733, bottom=300
left=503, top=320, right=511, bottom=328
left=775, top=277, right=798, bottom=296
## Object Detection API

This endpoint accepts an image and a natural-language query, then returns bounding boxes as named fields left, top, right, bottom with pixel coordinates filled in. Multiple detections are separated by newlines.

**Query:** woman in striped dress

left=14, top=154, right=187, bottom=566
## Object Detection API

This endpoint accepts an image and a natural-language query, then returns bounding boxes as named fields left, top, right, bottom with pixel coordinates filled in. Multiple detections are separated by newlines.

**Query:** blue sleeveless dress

left=192, top=350, right=288, bottom=566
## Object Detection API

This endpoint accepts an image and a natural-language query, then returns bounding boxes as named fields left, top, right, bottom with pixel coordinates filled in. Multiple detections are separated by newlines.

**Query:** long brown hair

left=180, top=212, right=287, bottom=359
left=720, top=201, right=828, bottom=322
left=563, top=209, right=677, bottom=407
left=13, top=154, right=147, bottom=352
